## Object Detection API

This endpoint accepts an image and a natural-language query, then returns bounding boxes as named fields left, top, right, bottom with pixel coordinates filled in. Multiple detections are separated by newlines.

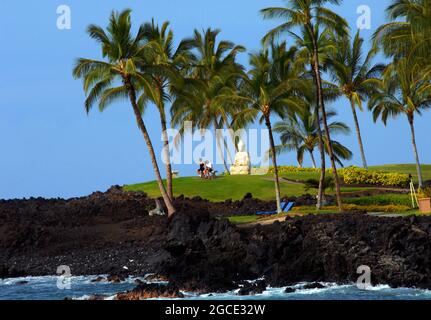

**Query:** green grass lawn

left=125, top=175, right=309, bottom=201
left=124, top=164, right=429, bottom=202
left=280, top=171, right=320, bottom=181
left=344, top=194, right=412, bottom=206
left=125, top=174, right=380, bottom=202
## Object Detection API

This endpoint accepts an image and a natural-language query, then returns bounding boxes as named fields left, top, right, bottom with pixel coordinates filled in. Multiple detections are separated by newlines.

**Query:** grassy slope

left=125, top=175, right=308, bottom=201
left=125, top=164, right=431, bottom=202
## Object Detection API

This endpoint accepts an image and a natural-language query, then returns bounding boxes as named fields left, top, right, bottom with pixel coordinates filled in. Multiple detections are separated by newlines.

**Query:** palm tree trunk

left=297, top=159, right=303, bottom=168
left=309, top=150, right=317, bottom=169
left=124, top=78, right=176, bottom=217
left=224, top=135, right=235, bottom=167
left=309, top=32, right=342, bottom=211
left=159, top=103, right=174, bottom=200
left=408, top=114, right=424, bottom=187
left=265, top=113, right=282, bottom=213
left=350, top=98, right=368, bottom=169
left=315, top=109, right=326, bottom=209
left=215, top=121, right=231, bottom=174
left=310, top=62, right=326, bottom=210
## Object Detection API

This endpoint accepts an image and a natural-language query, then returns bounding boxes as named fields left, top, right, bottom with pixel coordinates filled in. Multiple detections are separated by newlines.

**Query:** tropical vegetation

left=74, top=1, right=431, bottom=218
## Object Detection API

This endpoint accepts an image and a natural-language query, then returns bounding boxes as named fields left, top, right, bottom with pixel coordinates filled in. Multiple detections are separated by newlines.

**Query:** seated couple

left=197, top=159, right=215, bottom=179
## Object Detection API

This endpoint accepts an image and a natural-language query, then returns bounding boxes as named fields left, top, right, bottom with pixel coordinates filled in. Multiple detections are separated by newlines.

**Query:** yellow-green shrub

left=339, top=166, right=409, bottom=188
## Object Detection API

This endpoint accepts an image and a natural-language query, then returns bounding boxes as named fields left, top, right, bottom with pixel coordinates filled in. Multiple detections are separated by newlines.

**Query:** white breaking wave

left=1, top=277, right=431, bottom=300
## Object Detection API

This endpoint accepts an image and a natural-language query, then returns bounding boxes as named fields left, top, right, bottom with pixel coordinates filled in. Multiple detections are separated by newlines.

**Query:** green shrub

left=345, top=194, right=412, bottom=206
left=343, top=204, right=411, bottom=212
left=322, top=204, right=411, bottom=213
left=339, top=166, right=409, bottom=188
left=418, top=187, right=431, bottom=198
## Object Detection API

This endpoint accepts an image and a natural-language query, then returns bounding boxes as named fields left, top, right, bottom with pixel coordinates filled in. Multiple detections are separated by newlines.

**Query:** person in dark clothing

left=197, top=159, right=205, bottom=178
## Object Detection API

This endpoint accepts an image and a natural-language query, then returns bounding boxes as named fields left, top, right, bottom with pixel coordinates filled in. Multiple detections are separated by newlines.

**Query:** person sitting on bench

left=197, top=159, right=205, bottom=178
left=204, top=160, right=213, bottom=178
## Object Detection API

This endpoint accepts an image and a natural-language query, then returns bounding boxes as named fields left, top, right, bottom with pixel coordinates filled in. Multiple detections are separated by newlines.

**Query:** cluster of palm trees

left=73, top=0, right=431, bottom=217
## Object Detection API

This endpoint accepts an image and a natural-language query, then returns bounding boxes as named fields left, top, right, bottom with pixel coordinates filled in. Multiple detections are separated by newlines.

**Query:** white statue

left=230, top=139, right=251, bottom=175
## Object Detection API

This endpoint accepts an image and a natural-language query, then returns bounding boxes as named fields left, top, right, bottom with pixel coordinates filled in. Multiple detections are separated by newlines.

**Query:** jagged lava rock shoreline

left=1, top=186, right=431, bottom=293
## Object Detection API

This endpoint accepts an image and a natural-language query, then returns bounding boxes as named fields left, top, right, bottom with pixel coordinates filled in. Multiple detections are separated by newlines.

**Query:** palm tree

left=221, top=43, right=306, bottom=213
left=373, top=0, right=431, bottom=63
left=368, top=57, right=431, bottom=187
left=327, top=31, right=384, bottom=169
left=171, top=29, right=245, bottom=174
left=72, top=10, right=176, bottom=216
left=261, top=0, right=348, bottom=211
left=139, top=19, right=195, bottom=200
left=274, top=106, right=352, bottom=169
left=286, top=27, right=335, bottom=208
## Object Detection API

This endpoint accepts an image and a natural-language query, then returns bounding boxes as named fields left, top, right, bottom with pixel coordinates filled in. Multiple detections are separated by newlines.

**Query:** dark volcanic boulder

left=284, top=287, right=296, bottom=293
left=107, top=274, right=126, bottom=283
left=156, top=210, right=255, bottom=293
left=144, top=274, right=168, bottom=282
left=303, top=282, right=326, bottom=289
left=116, top=283, right=184, bottom=300
left=238, top=280, right=267, bottom=296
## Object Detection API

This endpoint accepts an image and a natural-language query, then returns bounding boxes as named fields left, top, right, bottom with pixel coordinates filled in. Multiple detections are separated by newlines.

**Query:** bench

left=171, top=171, right=179, bottom=179
left=210, top=170, right=218, bottom=179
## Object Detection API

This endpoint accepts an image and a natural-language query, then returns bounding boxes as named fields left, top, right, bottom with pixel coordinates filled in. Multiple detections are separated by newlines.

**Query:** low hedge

left=265, top=165, right=410, bottom=188
left=338, top=166, right=410, bottom=188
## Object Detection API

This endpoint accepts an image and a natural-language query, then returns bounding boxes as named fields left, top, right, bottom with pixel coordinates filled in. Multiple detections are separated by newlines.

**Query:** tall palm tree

left=171, top=29, right=245, bottom=174
left=72, top=10, right=176, bottom=216
left=286, top=27, right=335, bottom=208
left=369, top=57, right=431, bottom=187
left=261, top=0, right=348, bottom=211
left=327, top=31, right=384, bottom=169
left=139, top=19, right=195, bottom=200
left=274, top=106, right=352, bottom=169
left=221, top=43, right=306, bottom=213
left=373, top=0, right=431, bottom=63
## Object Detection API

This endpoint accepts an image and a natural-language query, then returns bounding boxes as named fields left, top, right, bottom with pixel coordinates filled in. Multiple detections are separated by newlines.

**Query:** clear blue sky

left=0, top=0, right=429, bottom=199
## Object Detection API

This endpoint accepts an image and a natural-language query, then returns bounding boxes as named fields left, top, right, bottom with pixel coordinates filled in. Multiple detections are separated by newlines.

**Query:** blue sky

left=0, top=0, right=429, bottom=199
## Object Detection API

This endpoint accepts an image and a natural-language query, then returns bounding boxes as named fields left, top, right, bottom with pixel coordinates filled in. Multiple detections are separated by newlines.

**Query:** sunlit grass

left=124, top=164, right=430, bottom=205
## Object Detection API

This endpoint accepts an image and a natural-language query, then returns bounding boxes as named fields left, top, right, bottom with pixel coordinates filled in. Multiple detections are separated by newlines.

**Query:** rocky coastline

left=1, top=186, right=431, bottom=296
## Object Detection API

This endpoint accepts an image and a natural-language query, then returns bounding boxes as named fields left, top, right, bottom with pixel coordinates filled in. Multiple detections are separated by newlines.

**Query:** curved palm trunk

left=408, top=114, right=424, bottom=187
left=224, top=133, right=235, bottom=166
left=124, top=78, right=176, bottom=217
left=308, top=30, right=342, bottom=211
left=350, top=98, right=368, bottom=169
left=297, top=158, right=303, bottom=168
left=309, top=150, right=317, bottom=169
left=264, top=112, right=282, bottom=213
left=215, top=121, right=231, bottom=175
left=159, top=103, right=174, bottom=200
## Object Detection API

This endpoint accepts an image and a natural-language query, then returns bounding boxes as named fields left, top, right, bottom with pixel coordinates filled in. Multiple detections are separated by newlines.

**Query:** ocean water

left=1, top=276, right=431, bottom=300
